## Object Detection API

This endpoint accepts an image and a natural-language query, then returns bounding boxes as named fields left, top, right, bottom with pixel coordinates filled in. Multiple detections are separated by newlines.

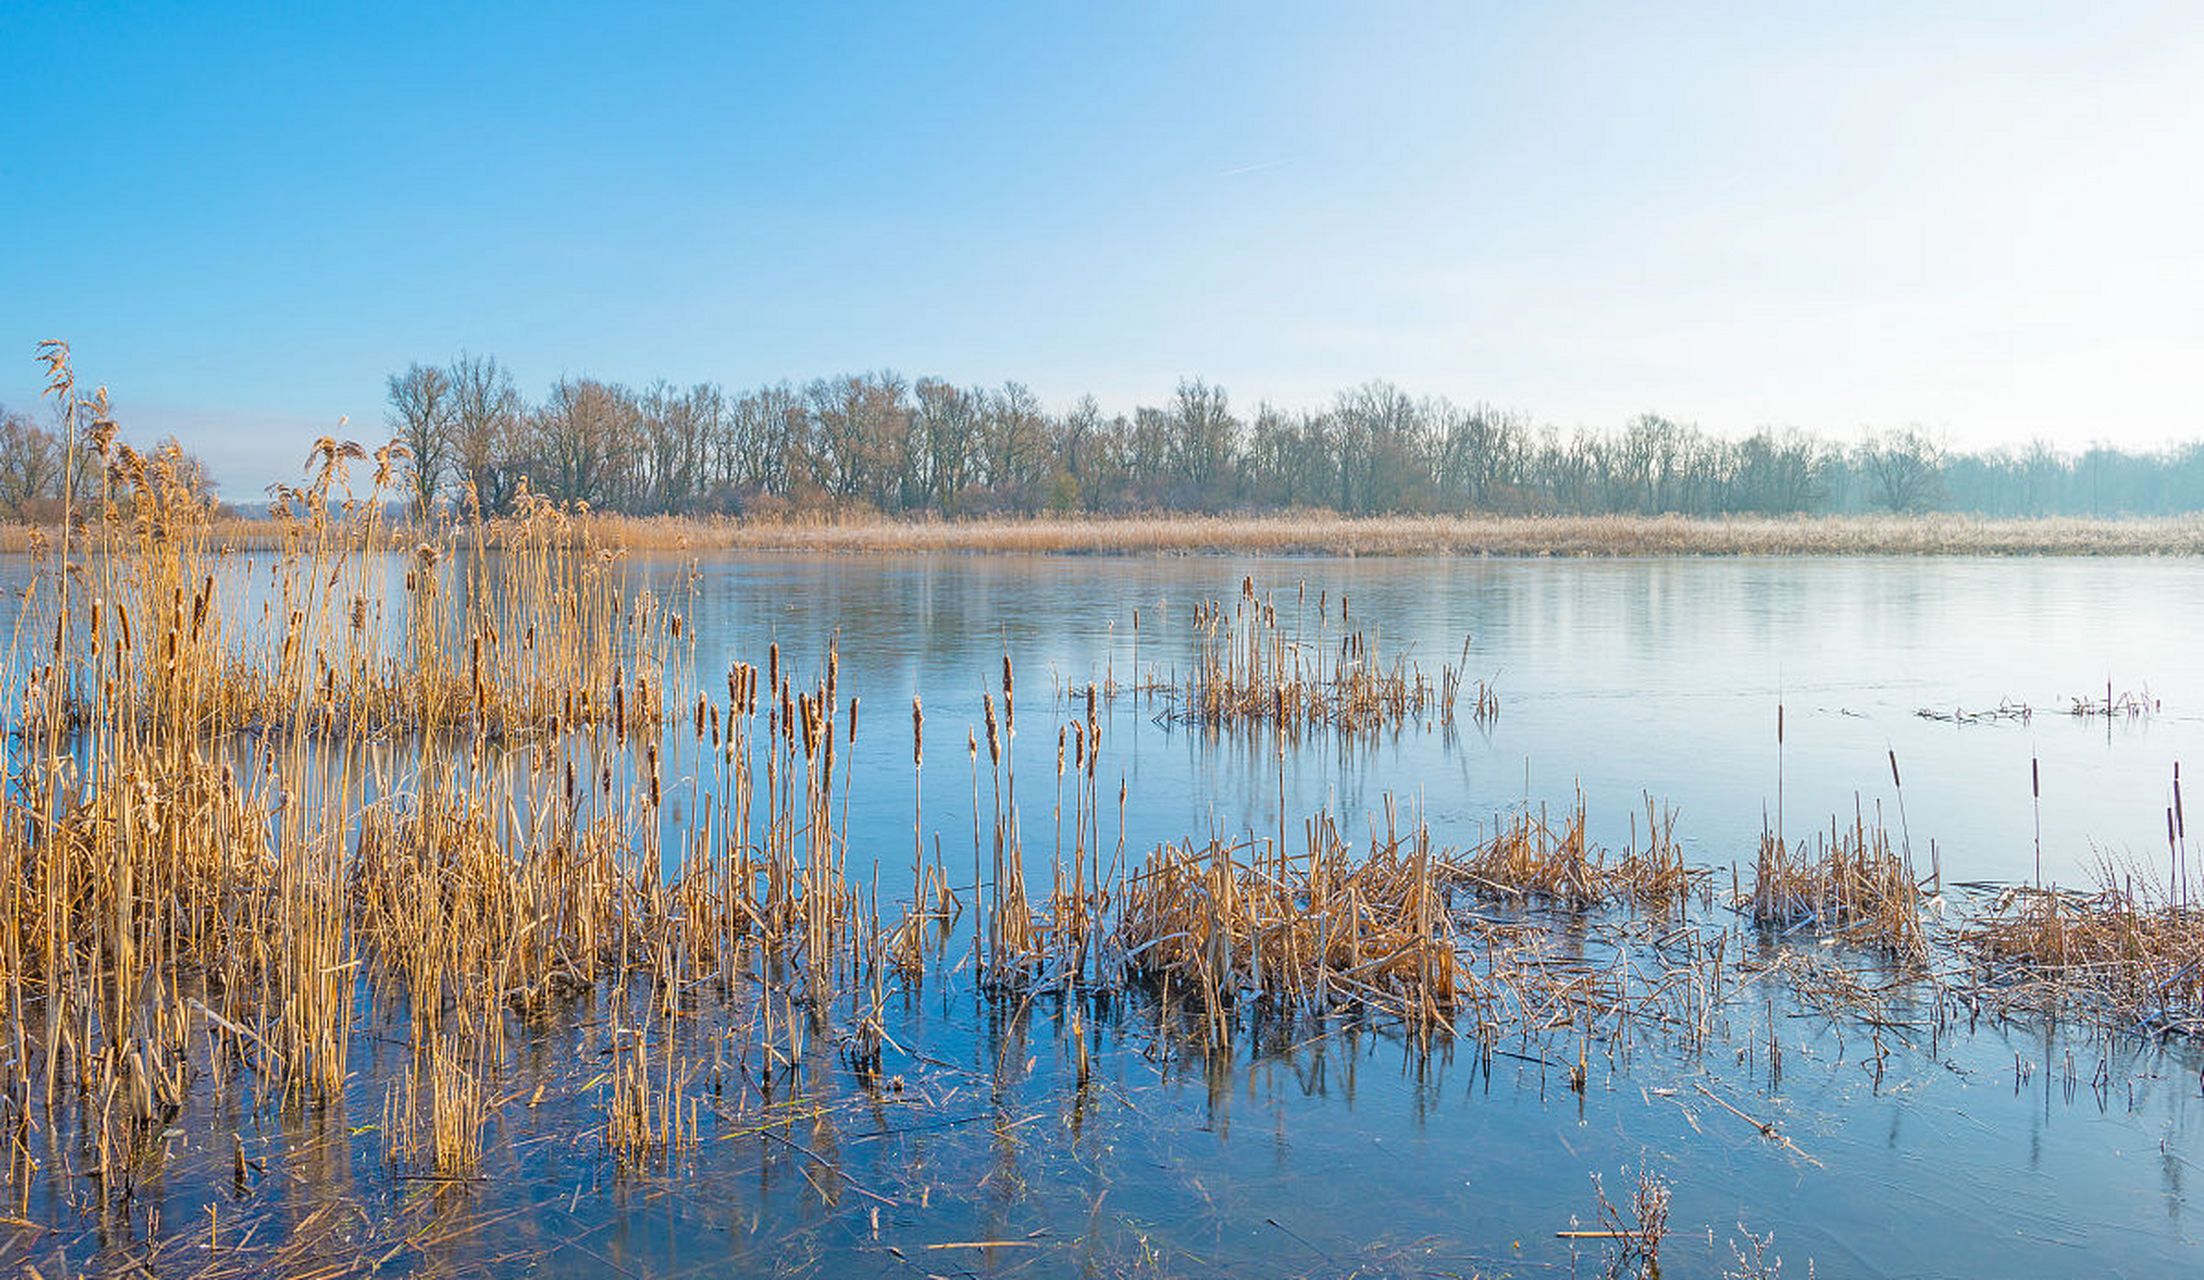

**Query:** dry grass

left=557, top=511, right=2204, bottom=557
left=1744, top=811, right=1930, bottom=961
left=1154, top=577, right=1476, bottom=732
left=1113, top=804, right=1467, bottom=1039
left=1446, top=794, right=1700, bottom=913
left=13, top=509, right=2204, bottom=560
left=1963, top=871, right=2204, bottom=1032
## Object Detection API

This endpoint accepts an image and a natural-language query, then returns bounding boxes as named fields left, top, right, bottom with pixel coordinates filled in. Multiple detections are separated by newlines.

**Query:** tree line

left=0, top=404, right=215, bottom=521
left=378, top=358, right=2204, bottom=520
left=5, top=359, right=2202, bottom=520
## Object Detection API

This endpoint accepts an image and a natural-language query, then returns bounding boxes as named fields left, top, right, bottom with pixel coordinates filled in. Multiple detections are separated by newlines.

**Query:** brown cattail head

left=848, top=695, right=859, bottom=745
left=983, top=694, right=1001, bottom=765
left=912, top=696, right=924, bottom=767
left=1001, top=655, right=1015, bottom=736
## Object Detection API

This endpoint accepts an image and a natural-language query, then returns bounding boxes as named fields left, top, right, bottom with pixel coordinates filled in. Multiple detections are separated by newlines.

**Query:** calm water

left=11, top=551, right=2204, bottom=1278
left=641, top=552, right=2202, bottom=891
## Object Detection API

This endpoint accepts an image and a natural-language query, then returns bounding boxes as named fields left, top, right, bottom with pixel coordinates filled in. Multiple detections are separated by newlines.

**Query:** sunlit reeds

left=1744, top=808, right=1930, bottom=962
left=1156, top=577, right=1470, bottom=734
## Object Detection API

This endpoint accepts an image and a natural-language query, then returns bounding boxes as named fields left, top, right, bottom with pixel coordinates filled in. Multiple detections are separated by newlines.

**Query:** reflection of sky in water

left=605, top=552, right=2203, bottom=892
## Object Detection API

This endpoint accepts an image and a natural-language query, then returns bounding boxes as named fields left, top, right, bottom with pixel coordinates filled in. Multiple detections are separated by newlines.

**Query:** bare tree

left=1167, top=378, right=1239, bottom=508
left=1857, top=427, right=1945, bottom=513
left=386, top=363, right=454, bottom=516
left=446, top=354, right=524, bottom=516
left=534, top=377, right=636, bottom=508
left=912, top=378, right=978, bottom=512
left=0, top=405, right=65, bottom=519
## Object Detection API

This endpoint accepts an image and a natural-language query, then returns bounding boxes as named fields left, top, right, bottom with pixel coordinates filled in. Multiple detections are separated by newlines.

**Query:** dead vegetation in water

left=1559, top=1167, right=1672, bottom=1280
left=1961, top=868, right=2204, bottom=1033
left=2066, top=683, right=2158, bottom=721
left=1153, top=577, right=1487, bottom=734
left=1114, top=805, right=1467, bottom=1039
left=1743, top=811, right=1931, bottom=963
left=1445, top=794, right=1700, bottom=914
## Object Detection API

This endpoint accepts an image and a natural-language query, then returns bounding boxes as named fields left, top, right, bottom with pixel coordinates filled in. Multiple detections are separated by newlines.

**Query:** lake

left=8, top=549, right=2202, bottom=1279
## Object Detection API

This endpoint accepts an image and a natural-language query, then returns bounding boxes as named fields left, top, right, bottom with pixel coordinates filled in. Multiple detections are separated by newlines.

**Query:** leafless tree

left=1857, top=427, right=1945, bottom=513
left=0, top=405, right=65, bottom=519
left=386, top=363, right=454, bottom=515
left=446, top=353, right=524, bottom=515
left=534, top=377, right=636, bottom=508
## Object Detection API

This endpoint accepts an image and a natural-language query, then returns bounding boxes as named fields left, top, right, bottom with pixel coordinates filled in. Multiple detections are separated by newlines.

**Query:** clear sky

left=4, top=2, right=2200, bottom=497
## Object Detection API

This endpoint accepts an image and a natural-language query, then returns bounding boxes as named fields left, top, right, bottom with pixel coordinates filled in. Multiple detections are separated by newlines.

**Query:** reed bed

left=1155, top=577, right=1473, bottom=733
left=1742, top=810, right=1931, bottom=962
left=1444, top=794, right=1700, bottom=913
left=1114, top=805, right=1468, bottom=1039
left=1962, top=876, right=2204, bottom=1033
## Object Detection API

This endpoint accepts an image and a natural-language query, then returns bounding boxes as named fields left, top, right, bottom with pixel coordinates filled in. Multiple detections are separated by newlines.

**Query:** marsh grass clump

left=1114, top=804, right=1470, bottom=1040
left=1158, top=578, right=1467, bottom=734
left=1444, top=794, right=1701, bottom=914
left=1962, top=870, right=2204, bottom=1032
left=1745, top=810, right=1929, bottom=962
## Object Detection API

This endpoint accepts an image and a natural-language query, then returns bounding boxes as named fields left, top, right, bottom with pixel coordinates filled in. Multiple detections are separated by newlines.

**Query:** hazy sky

left=4, top=2, right=2200, bottom=497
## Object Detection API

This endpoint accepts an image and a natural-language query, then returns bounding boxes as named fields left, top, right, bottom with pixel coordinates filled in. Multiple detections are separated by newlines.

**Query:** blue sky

left=4, top=2, right=2201, bottom=496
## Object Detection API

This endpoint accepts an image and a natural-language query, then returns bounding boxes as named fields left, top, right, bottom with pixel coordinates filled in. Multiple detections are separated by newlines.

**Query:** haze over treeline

left=5, top=358, right=2203, bottom=521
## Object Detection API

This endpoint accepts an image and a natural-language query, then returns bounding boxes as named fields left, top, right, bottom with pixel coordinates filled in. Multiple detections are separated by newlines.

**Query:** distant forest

left=5, top=358, right=2202, bottom=520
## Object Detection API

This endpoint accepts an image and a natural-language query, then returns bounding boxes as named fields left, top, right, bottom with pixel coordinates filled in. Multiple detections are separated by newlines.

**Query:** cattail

left=1001, top=655, right=1015, bottom=737
left=848, top=695, right=859, bottom=744
left=912, top=697, right=924, bottom=767
left=983, top=694, right=1001, bottom=765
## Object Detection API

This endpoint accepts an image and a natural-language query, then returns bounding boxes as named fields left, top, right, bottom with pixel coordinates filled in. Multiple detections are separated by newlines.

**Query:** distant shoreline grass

left=7, top=511, right=2204, bottom=557
left=564, top=512, right=2204, bottom=557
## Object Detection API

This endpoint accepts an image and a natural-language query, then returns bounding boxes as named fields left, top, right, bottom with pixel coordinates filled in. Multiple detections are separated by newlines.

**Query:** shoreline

left=562, top=512, right=2204, bottom=557
left=9, top=512, right=2204, bottom=557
